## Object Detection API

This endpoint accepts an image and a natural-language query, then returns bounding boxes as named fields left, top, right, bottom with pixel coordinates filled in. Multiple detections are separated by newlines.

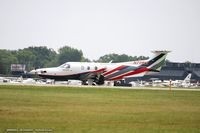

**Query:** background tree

left=58, top=46, right=83, bottom=64
left=97, top=53, right=149, bottom=63
left=81, top=57, right=91, bottom=62
left=0, top=50, right=18, bottom=74
left=0, top=46, right=150, bottom=75
left=25, top=46, right=57, bottom=68
left=16, top=49, right=36, bottom=71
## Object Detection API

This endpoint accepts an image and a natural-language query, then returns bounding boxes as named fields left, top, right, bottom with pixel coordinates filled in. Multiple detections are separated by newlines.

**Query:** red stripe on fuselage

left=92, top=68, right=106, bottom=73
left=103, top=65, right=127, bottom=76
left=110, top=67, right=149, bottom=81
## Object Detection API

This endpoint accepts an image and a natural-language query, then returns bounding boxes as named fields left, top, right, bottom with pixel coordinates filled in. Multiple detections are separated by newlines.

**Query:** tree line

left=0, top=46, right=149, bottom=75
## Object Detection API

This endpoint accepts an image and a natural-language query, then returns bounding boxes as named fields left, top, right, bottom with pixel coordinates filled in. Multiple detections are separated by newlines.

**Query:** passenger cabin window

left=87, top=66, right=90, bottom=70
left=95, top=66, right=98, bottom=70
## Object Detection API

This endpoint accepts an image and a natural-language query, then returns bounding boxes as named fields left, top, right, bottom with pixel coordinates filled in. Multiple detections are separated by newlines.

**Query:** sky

left=0, top=0, right=200, bottom=62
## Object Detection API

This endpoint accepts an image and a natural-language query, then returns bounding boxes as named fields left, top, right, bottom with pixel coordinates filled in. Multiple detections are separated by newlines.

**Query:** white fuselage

left=33, top=61, right=145, bottom=77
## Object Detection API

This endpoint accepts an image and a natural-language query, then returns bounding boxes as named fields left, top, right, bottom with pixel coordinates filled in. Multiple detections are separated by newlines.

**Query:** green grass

left=0, top=85, right=200, bottom=133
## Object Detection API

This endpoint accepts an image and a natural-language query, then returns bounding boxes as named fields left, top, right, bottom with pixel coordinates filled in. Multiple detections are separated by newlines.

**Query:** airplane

left=156, top=73, right=192, bottom=87
left=30, top=51, right=170, bottom=85
left=180, top=73, right=192, bottom=87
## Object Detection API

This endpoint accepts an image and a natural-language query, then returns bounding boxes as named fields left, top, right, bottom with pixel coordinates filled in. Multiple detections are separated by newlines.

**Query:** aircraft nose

left=29, top=69, right=37, bottom=75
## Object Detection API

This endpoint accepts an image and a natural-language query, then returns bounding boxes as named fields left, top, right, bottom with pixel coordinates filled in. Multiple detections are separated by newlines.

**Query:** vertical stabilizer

left=184, top=73, right=192, bottom=82
left=142, top=50, right=170, bottom=72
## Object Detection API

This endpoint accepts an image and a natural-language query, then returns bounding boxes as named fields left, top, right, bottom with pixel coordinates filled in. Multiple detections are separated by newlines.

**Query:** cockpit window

left=65, top=64, right=70, bottom=68
left=59, top=63, right=70, bottom=68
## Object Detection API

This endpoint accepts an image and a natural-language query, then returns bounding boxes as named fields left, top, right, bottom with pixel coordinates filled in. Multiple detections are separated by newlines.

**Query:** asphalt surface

left=0, top=82, right=200, bottom=91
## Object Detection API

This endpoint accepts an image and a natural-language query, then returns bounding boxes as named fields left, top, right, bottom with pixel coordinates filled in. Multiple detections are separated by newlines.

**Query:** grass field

left=0, top=85, right=200, bottom=133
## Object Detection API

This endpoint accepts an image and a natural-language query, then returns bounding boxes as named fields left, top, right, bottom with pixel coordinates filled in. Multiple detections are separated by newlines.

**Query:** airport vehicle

left=30, top=51, right=170, bottom=85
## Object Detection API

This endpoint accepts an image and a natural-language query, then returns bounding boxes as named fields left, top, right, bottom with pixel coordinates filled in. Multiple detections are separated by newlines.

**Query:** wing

left=79, top=68, right=106, bottom=81
left=104, top=65, right=149, bottom=81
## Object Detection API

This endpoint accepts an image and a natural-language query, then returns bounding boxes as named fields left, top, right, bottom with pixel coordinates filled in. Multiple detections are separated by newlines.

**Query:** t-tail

left=184, top=73, right=192, bottom=82
left=142, top=51, right=170, bottom=75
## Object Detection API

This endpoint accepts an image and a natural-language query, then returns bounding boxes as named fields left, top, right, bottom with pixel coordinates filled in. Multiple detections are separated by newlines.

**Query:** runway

left=0, top=82, right=200, bottom=91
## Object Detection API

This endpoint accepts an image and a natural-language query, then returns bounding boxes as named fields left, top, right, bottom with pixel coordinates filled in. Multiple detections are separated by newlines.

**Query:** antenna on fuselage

left=109, top=60, right=113, bottom=63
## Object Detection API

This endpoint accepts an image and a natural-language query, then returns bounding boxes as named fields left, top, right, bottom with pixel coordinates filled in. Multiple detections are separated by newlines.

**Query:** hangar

left=127, top=62, right=200, bottom=82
